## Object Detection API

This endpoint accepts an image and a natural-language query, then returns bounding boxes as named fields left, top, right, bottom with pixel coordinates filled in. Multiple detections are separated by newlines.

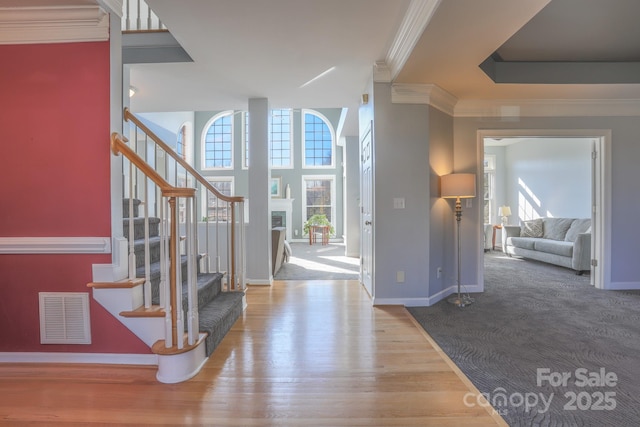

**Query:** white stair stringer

left=91, top=286, right=164, bottom=347
left=156, top=332, right=208, bottom=384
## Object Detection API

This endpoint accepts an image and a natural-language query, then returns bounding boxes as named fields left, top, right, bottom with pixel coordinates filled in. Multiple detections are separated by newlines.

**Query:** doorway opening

left=477, top=130, right=611, bottom=291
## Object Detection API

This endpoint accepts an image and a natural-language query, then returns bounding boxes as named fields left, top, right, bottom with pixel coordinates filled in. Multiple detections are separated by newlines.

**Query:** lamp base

left=447, top=294, right=475, bottom=308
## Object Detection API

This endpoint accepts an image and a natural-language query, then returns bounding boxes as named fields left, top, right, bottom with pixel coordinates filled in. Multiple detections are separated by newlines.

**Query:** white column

left=246, top=98, right=273, bottom=284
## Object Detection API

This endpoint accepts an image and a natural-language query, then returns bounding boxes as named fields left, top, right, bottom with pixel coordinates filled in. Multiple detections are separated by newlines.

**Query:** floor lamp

left=441, top=173, right=477, bottom=308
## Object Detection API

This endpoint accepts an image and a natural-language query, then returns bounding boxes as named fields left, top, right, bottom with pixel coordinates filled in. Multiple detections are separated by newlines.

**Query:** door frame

left=477, top=129, right=611, bottom=290
left=360, top=121, right=374, bottom=298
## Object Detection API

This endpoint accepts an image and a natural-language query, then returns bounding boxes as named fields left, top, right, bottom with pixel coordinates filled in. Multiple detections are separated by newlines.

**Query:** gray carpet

left=274, top=242, right=359, bottom=280
left=408, top=252, right=640, bottom=427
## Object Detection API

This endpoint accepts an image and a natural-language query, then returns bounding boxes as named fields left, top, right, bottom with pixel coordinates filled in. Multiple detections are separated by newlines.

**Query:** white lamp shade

left=441, top=173, right=476, bottom=198
left=498, top=206, right=511, bottom=216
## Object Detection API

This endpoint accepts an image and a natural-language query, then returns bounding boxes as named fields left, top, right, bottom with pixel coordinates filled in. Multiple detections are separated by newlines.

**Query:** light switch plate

left=393, top=198, right=405, bottom=209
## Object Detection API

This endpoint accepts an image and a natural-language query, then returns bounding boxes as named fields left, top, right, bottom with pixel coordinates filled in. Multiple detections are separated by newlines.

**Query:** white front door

left=360, top=124, right=373, bottom=297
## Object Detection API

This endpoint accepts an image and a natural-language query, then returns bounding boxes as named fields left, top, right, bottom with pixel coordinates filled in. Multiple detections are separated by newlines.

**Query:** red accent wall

left=0, top=42, right=149, bottom=354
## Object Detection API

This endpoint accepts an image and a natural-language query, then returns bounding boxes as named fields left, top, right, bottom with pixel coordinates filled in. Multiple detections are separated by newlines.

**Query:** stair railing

left=111, top=133, right=199, bottom=349
left=123, top=108, right=246, bottom=293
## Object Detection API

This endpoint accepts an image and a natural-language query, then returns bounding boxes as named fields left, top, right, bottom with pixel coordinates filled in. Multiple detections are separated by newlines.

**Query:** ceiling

left=5, top=0, right=640, bottom=135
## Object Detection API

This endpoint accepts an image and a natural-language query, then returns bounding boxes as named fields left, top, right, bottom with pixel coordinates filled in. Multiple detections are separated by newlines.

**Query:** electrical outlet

left=396, top=271, right=405, bottom=283
left=437, top=267, right=442, bottom=278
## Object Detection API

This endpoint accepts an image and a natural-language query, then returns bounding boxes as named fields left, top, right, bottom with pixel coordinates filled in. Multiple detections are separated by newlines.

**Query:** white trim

left=0, top=352, right=157, bottom=365
left=391, top=83, right=457, bottom=116
left=385, top=0, right=442, bottom=81
left=0, top=5, right=109, bottom=45
left=0, top=237, right=111, bottom=254
left=241, top=111, right=249, bottom=169
left=373, top=61, right=392, bottom=83
left=246, top=278, right=273, bottom=286
left=156, top=333, right=208, bottom=384
left=455, top=99, right=640, bottom=118
left=372, top=284, right=480, bottom=307
left=477, top=129, right=612, bottom=291
left=301, top=109, right=336, bottom=169
left=92, top=237, right=128, bottom=282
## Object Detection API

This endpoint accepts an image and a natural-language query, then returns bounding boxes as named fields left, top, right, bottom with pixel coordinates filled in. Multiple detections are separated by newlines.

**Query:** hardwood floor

left=0, top=280, right=506, bottom=426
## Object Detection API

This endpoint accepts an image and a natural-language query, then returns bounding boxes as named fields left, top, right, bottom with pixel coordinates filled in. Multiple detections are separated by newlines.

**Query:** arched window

left=303, top=110, right=334, bottom=167
left=202, top=111, right=233, bottom=169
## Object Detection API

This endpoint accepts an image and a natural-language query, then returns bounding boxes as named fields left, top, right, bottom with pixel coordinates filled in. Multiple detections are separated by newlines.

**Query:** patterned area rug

left=274, top=242, right=359, bottom=281
left=408, top=252, right=640, bottom=427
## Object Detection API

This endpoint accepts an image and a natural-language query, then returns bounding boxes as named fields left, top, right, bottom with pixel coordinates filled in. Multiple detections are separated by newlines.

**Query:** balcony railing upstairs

left=123, top=0, right=166, bottom=32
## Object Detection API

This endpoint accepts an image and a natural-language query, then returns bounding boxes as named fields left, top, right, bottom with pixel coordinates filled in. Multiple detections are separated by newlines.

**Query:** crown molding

left=391, top=83, right=457, bottom=116
left=0, top=237, right=111, bottom=254
left=454, top=98, right=640, bottom=118
left=385, top=0, right=442, bottom=81
left=0, top=5, right=109, bottom=45
left=373, top=61, right=392, bottom=83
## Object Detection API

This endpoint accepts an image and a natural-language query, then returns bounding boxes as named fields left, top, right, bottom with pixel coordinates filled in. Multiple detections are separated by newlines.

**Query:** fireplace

left=272, top=211, right=285, bottom=228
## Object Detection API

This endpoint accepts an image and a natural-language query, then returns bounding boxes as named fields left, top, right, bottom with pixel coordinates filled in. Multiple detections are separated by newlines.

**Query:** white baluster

left=143, top=177, right=151, bottom=308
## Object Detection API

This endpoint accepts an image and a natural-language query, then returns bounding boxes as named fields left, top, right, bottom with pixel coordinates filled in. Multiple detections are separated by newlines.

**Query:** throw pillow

left=521, top=219, right=543, bottom=238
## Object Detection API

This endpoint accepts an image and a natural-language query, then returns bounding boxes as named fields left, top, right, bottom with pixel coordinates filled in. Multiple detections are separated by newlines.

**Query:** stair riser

left=123, top=217, right=160, bottom=240
left=133, top=238, right=162, bottom=268
left=123, top=199, right=141, bottom=218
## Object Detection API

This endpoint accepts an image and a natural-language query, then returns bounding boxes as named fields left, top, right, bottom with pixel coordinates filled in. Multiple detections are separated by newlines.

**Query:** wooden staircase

left=88, top=199, right=244, bottom=382
left=88, top=108, right=247, bottom=383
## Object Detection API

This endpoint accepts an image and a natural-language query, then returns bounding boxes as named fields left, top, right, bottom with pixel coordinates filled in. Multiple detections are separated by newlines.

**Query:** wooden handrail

left=111, top=132, right=195, bottom=199
left=123, top=108, right=244, bottom=204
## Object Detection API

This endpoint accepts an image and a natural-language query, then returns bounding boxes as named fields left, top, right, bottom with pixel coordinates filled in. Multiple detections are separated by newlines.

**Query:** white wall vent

left=39, top=292, right=91, bottom=344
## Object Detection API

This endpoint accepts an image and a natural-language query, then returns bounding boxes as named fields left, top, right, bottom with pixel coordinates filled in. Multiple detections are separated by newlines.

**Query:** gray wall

left=370, top=82, right=433, bottom=303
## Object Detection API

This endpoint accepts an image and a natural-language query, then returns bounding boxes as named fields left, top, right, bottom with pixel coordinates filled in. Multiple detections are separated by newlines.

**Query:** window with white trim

left=484, top=155, right=496, bottom=224
left=204, top=177, right=234, bottom=222
left=303, top=176, right=335, bottom=225
left=303, top=110, right=334, bottom=167
left=202, top=112, right=233, bottom=169
left=270, top=109, right=292, bottom=168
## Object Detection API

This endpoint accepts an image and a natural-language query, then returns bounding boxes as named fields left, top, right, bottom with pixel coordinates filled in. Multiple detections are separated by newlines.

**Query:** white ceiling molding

left=373, top=61, right=392, bottom=83
left=0, top=5, right=109, bottom=45
left=391, top=83, right=457, bottom=116
left=454, top=98, right=640, bottom=118
left=385, top=0, right=442, bottom=82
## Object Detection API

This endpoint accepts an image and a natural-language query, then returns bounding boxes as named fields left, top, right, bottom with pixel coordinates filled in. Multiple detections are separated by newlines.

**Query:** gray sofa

left=502, top=217, right=591, bottom=274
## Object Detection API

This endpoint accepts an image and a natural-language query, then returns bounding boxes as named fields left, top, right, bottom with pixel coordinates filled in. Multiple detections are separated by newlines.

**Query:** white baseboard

left=374, top=283, right=483, bottom=307
left=373, top=297, right=431, bottom=306
left=607, top=281, right=640, bottom=290
left=0, top=352, right=157, bottom=365
left=246, top=278, right=273, bottom=286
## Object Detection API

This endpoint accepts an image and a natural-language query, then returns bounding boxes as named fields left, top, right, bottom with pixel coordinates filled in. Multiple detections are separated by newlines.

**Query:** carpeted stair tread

left=198, top=292, right=244, bottom=356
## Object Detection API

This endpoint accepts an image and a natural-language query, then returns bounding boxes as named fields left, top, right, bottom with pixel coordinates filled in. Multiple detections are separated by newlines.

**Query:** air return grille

left=39, top=292, right=91, bottom=344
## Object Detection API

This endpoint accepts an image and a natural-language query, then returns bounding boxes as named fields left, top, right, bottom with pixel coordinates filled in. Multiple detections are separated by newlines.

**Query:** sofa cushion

left=534, top=239, right=574, bottom=257
left=521, top=219, right=543, bottom=238
left=542, top=218, right=575, bottom=241
left=565, top=218, right=591, bottom=242
left=508, top=237, right=537, bottom=250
